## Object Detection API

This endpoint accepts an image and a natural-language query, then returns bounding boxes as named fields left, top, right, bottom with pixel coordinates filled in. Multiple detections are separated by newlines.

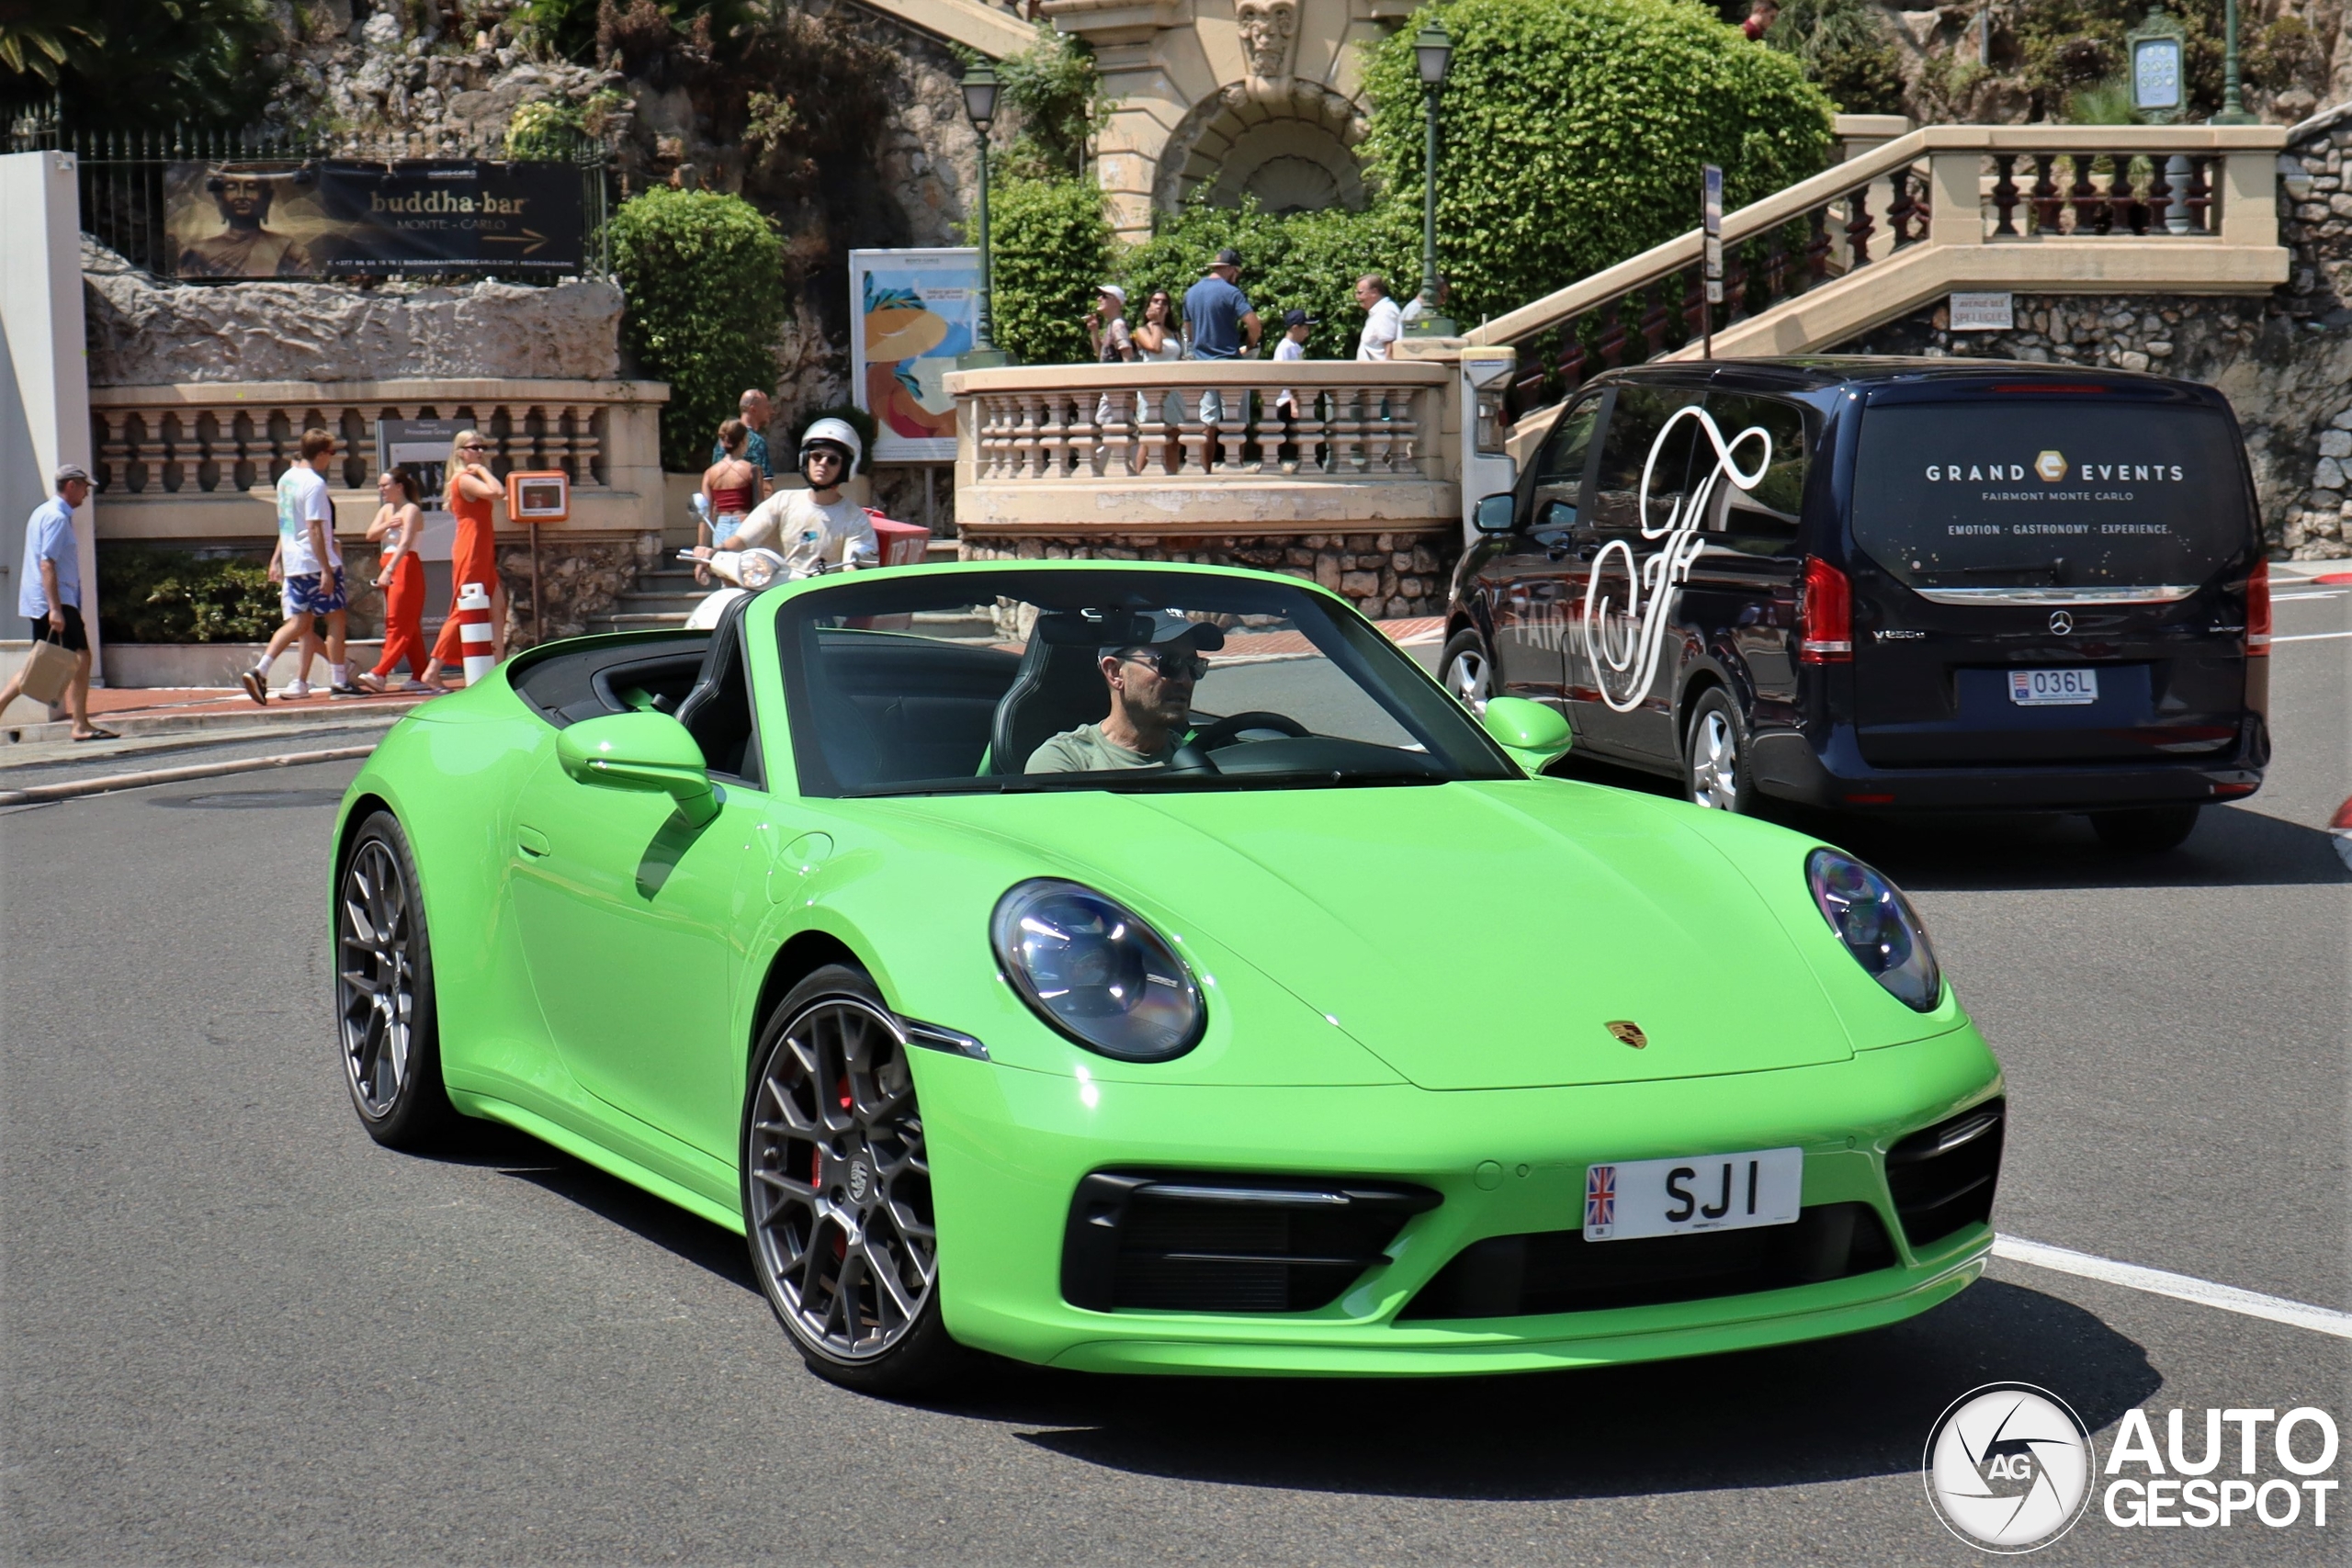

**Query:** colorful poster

left=850, top=248, right=978, bottom=463
left=166, top=160, right=584, bottom=280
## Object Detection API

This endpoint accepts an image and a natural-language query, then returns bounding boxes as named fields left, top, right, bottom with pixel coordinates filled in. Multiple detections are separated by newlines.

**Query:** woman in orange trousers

left=356, top=466, right=429, bottom=691
left=423, top=428, right=507, bottom=684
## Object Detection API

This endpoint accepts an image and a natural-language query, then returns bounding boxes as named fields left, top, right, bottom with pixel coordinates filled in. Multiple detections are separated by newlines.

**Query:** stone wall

left=494, top=533, right=662, bottom=647
left=84, top=238, right=623, bottom=388
left=959, top=530, right=1460, bottom=619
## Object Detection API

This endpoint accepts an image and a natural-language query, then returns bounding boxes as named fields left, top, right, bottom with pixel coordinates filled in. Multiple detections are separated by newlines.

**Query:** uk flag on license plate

left=1585, top=1164, right=1617, bottom=1231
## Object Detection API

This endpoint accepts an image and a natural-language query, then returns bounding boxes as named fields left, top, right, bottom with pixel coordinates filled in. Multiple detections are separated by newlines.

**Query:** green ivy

left=995, top=23, right=1107, bottom=181
left=2009, top=0, right=2329, bottom=121
left=1358, top=0, right=1835, bottom=326
left=975, top=173, right=1114, bottom=366
left=609, top=186, right=787, bottom=472
left=1762, top=0, right=1906, bottom=116
left=97, top=549, right=281, bottom=645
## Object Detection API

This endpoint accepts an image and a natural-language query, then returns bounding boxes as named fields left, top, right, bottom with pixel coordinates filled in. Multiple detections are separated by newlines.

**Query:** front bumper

left=1749, top=723, right=2265, bottom=812
left=921, top=1027, right=2002, bottom=1375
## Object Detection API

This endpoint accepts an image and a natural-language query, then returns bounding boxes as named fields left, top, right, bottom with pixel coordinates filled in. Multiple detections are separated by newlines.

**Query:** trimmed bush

left=979, top=173, right=1114, bottom=366
left=1359, top=0, right=1835, bottom=323
left=97, top=549, right=280, bottom=644
left=609, top=186, right=787, bottom=471
left=1119, top=197, right=1419, bottom=360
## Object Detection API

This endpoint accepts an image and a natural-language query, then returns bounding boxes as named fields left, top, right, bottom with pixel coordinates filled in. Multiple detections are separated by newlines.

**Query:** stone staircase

left=586, top=563, right=713, bottom=635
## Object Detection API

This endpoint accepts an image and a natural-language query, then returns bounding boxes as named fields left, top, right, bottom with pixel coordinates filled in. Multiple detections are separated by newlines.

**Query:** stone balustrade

left=85, top=378, right=668, bottom=542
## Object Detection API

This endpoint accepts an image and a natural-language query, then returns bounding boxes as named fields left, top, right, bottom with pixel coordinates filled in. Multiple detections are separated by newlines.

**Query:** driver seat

left=673, top=592, right=759, bottom=783
left=987, top=613, right=1114, bottom=774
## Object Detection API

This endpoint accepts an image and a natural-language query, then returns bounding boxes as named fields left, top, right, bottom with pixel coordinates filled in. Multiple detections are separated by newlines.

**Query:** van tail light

left=1799, top=558, right=1852, bottom=663
left=2245, top=560, right=2271, bottom=657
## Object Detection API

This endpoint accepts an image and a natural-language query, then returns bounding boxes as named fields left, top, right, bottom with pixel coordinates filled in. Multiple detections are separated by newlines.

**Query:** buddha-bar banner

left=165, top=160, right=584, bottom=279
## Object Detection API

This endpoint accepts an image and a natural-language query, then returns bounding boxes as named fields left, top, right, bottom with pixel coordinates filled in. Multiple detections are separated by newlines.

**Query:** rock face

left=496, top=534, right=662, bottom=647
left=84, top=237, right=623, bottom=386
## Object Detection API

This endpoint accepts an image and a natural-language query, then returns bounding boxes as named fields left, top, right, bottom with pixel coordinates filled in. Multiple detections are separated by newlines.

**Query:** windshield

left=1851, top=400, right=2253, bottom=591
left=775, top=568, right=1517, bottom=797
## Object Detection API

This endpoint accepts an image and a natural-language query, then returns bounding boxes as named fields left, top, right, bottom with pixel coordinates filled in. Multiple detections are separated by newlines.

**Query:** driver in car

left=1026, top=613, right=1225, bottom=773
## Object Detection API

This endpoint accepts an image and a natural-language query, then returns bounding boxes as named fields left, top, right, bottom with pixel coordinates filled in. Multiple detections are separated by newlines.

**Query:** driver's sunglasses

left=1125, top=649, right=1209, bottom=680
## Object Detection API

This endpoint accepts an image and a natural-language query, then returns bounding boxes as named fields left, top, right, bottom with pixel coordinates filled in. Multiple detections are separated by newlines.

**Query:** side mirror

left=1473, top=491, right=1519, bottom=534
left=557, top=712, right=720, bottom=827
left=1481, top=694, right=1574, bottom=774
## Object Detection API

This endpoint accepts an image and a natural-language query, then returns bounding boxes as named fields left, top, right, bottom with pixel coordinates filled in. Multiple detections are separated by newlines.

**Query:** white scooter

left=682, top=546, right=796, bottom=630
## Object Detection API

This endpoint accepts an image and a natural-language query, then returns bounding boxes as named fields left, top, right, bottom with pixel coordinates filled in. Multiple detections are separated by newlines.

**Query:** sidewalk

left=3, top=684, right=438, bottom=748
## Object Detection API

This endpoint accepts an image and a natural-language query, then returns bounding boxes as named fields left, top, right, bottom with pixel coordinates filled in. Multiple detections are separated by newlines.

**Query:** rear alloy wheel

left=743, top=964, right=965, bottom=1393
left=1683, top=687, right=1756, bottom=813
left=335, top=810, right=458, bottom=1148
left=2091, top=804, right=2201, bottom=853
left=1440, top=628, right=1493, bottom=714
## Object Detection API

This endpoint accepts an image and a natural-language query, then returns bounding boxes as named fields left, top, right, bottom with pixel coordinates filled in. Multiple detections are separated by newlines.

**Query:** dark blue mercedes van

left=1442, top=358, right=2270, bottom=851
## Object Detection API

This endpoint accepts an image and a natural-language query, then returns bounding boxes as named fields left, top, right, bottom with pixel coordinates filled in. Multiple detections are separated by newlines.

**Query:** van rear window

left=1851, top=401, right=2251, bottom=590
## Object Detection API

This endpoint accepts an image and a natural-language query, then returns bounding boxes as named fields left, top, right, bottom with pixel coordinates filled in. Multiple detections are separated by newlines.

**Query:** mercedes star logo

left=2048, top=611, right=2073, bottom=636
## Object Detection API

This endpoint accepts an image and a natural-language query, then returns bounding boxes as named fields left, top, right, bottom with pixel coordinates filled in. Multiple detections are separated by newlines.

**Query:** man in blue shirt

left=0, top=463, right=111, bottom=739
left=1182, top=249, right=1261, bottom=428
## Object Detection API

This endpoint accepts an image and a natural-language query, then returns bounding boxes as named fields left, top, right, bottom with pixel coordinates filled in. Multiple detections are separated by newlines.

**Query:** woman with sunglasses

left=354, top=465, right=433, bottom=693
left=422, top=429, right=507, bottom=684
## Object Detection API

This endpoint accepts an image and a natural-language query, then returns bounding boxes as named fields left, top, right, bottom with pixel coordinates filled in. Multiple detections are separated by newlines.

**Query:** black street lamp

left=1406, top=18, right=1455, bottom=338
left=959, top=60, right=1012, bottom=367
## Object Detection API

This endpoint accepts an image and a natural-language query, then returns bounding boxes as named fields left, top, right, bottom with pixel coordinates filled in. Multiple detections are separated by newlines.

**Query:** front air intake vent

left=1885, top=1099, right=2005, bottom=1248
left=1399, top=1201, right=1899, bottom=1320
left=1062, top=1172, right=1441, bottom=1314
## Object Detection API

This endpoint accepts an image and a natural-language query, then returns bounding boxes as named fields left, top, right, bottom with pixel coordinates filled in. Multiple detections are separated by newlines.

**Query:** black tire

left=742, top=964, right=969, bottom=1395
left=2091, top=804, right=2201, bottom=853
left=1440, top=627, right=1494, bottom=713
left=1681, top=686, right=1757, bottom=814
left=335, top=810, right=461, bottom=1148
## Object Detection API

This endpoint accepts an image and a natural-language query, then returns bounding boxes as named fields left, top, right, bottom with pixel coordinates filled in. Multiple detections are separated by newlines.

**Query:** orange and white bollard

left=456, top=581, right=496, bottom=686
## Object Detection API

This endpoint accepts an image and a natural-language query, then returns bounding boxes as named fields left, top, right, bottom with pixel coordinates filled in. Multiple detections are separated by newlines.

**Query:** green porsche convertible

left=333, top=560, right=2005, bottom=1391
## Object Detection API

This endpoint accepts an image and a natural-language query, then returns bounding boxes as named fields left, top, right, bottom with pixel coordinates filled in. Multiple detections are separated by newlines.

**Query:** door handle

left=517, top=824, right=551, bottom=858
left=1577, top=542, right=1601, bottom=561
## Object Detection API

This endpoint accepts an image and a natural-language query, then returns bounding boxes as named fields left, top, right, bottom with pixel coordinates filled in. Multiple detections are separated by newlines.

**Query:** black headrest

left=989, top=615, right=1113, bottom=774
left=674, top=593, right=757, bottom=779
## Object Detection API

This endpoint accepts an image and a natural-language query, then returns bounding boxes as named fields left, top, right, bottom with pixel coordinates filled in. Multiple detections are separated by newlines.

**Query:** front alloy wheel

left=1440, top=628, right=1493, bottom=714
left=745, top=965, right=962, bottom=1392
left=335, top=810, right=457, bottom=1147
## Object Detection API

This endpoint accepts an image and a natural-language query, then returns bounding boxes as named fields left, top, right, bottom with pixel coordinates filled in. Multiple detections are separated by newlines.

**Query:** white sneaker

left=277, top=679, right=312, bottom=699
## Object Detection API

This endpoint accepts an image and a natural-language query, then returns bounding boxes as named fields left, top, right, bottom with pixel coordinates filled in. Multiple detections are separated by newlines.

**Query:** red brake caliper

left=829, top=1073, right=854, bottom=1260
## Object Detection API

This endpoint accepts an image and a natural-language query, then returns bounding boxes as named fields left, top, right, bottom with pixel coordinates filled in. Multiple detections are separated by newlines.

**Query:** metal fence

left=6, top=100, right=613, bottom=279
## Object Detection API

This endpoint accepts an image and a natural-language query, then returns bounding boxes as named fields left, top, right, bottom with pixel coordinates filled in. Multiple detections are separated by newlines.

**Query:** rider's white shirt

left=729, top=490, right=876, bottom=578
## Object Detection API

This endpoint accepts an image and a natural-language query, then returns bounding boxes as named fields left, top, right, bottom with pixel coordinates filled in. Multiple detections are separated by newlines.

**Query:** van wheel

left=2090, top=805, right=2200, bottom=853
left=1683, top=688, right=1755, bottom=813
left=1440, top=629, right=1492, bottom=714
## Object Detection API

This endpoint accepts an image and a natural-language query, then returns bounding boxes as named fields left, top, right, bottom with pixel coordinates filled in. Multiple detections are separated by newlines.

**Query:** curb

left=0, top=745, right=378, bottom=807
left=3, top=694, right=431, bottom=747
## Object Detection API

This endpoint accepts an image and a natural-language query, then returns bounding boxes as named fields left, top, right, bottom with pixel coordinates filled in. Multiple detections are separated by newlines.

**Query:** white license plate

left=2009, top=668, right=2098, bottom=705
left=1583, top=1146, right=1804, bottom=1242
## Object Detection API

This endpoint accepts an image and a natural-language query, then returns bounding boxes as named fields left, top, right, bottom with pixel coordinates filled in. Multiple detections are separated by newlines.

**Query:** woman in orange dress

left=423, top=428, right=506, bottom=684
left=355, top=465, right=430, bottom=692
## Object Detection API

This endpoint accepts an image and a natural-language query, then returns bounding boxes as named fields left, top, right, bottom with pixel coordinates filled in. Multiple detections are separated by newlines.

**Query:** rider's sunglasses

left=1123, top=649, right=1209, bottom=680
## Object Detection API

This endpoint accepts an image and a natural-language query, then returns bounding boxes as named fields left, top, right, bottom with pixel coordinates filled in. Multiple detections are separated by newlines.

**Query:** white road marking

left=2269, top=590, right=2346, bottom=601
left=2271, top=629, right=2352, bottom=643
left=1993, top=1234, right=2352, bottom=1339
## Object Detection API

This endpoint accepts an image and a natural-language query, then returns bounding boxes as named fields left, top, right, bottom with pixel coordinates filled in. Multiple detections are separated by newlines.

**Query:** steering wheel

left=1188, top=711, right=1309, bottom=752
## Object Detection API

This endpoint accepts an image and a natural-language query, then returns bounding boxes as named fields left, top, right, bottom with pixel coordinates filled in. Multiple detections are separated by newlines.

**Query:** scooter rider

left=698, top=417, right=876, bottom=581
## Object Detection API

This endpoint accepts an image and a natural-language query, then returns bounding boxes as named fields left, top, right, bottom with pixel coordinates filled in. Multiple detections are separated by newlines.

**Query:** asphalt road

left=4, top=586, right=2346, bottom=1566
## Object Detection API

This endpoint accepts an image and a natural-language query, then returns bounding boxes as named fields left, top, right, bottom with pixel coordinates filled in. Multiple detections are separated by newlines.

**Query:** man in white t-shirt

left=1354, top=275, right=1403, bottom=362
left=702, top=418, right=877, bottom=583
left=242, top=428, right=353, bottom=704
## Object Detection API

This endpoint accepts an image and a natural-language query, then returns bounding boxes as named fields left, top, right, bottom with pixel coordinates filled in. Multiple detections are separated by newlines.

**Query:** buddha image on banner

left=850, top=248, right=978, bottom=463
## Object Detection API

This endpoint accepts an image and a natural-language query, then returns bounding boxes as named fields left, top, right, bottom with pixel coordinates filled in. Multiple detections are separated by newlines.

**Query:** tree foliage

left=1119, top=197, right=1418, bottom=359
left=1358, top=0, right=1835, bottom=324
left=2010, top=0, right=2331, bottom=120
left=97, top=549, right=280, bottom=644
left=0, top=0, right=279, bottom=127
left=977, top=172, right=1114, bottom=365
left=995, top=22, right=1106, bottom=180
left=609, top=187, right=787, bottom=471
left=1762, top=0, right=1906, bottom=116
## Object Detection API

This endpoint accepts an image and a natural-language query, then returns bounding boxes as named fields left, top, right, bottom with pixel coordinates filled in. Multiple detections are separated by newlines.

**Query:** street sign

left=1950, top=291, right=2015, bottom=332
left=1702, top=164, right=1724, bottom=356
left=2128, top=6, right=2187, bottom=123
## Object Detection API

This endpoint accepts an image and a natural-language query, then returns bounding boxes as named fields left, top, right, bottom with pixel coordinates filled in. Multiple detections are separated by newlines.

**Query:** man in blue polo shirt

left=1182, top=248, right=1261, bottom=427
left=0, top=463, right=111, bottom=739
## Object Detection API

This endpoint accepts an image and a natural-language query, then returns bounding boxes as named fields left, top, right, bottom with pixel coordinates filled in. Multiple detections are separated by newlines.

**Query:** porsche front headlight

left=990, top=879, right=1204, bottom=1061
left=1805, top=848, right=1941, bottom=1011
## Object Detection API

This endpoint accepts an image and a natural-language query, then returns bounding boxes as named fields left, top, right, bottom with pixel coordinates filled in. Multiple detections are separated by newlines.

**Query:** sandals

left=71, top=727, right=121, bottom=742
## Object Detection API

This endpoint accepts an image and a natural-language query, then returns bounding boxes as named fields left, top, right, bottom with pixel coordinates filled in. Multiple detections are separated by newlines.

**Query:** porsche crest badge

left=1605, top=1020, right=1648, bottom=1049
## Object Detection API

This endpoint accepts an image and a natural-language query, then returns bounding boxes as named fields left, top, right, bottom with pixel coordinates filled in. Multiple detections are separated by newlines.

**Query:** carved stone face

left=1236, top=0, right=1296, bottom=80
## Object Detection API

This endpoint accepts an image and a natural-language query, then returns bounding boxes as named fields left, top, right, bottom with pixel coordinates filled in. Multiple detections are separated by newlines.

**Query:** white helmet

left=798, top=416, right=864, bottom=475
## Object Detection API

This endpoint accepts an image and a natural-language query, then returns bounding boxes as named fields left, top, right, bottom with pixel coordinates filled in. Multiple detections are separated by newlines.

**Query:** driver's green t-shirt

left=1025, top=723, right=1176, bottom=774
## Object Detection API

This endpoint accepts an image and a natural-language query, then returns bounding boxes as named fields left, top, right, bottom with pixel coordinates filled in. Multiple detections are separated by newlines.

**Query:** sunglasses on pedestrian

left=1122, top=649, right=1210, bottom=681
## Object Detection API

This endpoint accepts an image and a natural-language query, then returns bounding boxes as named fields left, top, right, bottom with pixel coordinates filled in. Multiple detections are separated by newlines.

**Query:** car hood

left=951, top=781, right=1855, bottom=1090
